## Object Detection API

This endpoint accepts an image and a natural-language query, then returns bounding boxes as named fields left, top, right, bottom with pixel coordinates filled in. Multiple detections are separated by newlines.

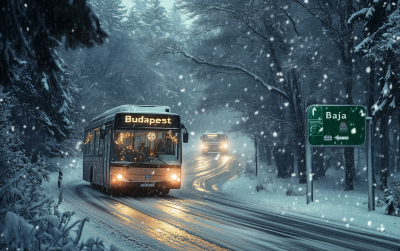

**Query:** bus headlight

left=117, top=174, right=123, bottom=180
left=171, top=174, right=177, bottom=180
left=224, top=144, right=227, bottom=148
left=201, top=145, right=204, bottom=148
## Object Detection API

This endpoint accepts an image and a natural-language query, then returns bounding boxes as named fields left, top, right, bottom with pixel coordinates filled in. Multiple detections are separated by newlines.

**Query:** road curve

left=62, top=152, right=400, bottom=251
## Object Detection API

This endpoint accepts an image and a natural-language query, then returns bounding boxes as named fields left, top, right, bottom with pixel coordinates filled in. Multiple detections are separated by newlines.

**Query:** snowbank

left=222, top=162, right=400, bottom=236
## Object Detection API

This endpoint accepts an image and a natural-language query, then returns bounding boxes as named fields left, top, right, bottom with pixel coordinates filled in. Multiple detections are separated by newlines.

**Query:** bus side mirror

left=100, top=126, right=107, bottom=139
left=183, top=132, right=189, bottom=143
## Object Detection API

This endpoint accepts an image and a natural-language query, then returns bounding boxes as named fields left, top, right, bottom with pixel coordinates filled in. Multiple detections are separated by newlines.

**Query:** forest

left=1, top=0, right=400, bottom=249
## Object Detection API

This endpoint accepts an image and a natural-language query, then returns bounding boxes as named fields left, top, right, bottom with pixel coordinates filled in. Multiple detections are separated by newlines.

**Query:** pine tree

left=350, top=0, right=398, bottom=188
left=0, top=0, right=107, bottom=88
left=169, top=1, right=184, bottom=36
left=126, top=8, right=142, bottom=33
left=90, top=0, right=126, bottom=34
left=9, top=52, right=76, bottom=157
left=135, top=0, right=149, bottom=12
left=349, top=1, right=398, bottom=117
left=140, top=0, right=171, bottom=38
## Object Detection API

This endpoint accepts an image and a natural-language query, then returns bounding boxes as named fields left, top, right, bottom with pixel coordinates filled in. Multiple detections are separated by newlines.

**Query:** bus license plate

left=140, top=183, right=155, bottom=187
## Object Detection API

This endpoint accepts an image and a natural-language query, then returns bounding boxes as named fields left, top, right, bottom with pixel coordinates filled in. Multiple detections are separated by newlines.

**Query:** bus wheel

left=110, top=186, right=120, bottom=197
left=158, top=187, right=170, bottom=197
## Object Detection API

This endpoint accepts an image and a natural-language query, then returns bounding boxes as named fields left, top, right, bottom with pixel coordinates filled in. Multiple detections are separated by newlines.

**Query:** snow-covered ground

left=42, top=156, right=142, bottom=251
left=222, top=157, right=400, bottom=237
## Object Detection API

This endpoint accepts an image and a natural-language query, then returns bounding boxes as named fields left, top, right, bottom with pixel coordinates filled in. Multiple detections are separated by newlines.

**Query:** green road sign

left=307, top=105, right=366, bottom=146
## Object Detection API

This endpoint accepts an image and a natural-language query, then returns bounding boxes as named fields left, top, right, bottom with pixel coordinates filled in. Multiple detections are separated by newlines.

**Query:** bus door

left=103, top=127, right=111, bottom=186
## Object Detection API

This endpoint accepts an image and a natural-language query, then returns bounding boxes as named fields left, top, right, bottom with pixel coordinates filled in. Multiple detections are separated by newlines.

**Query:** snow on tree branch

left=153, top=46, right=290, bottom=101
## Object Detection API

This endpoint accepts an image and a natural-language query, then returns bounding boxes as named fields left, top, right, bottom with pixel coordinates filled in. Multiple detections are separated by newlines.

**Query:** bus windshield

left=202, top=134, right=227, bottom=142
left=113, top=130, right=180, bottom=165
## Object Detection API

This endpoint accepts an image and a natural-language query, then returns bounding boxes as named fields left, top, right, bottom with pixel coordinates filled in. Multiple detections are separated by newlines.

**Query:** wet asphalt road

left=63, top=152, right=400, bottom=250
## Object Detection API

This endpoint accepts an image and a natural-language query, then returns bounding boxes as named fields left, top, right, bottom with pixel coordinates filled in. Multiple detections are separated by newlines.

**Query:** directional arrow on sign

left=335, top=135, right=349, bottom=140
left=312, top=107, right=317, bottom=116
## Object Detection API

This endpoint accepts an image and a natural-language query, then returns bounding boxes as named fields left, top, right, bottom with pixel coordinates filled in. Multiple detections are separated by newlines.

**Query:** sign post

left=306, top=105, right=367, bottom=204
left=366, top=117, right=375, bottom=211
left=306, top=143, right=313, bottom=204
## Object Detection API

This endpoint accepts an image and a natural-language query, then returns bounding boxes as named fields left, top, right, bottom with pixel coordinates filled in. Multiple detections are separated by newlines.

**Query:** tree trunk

left=273, top=147, right=293, bottom=178
left=313, top=148, right=326, bottom=179
left=265, top=145, right=272, bottom=166
left=380, top=114, right=389, bottom=189
left=289, top=70, right=306, bottom=183
left=344, top=61, right=354, bottom=190
left=369, top=61, right=377, bottom=185
left=344, top=147, right=354, bottom=190
left=397, top=114, right=400, bottom=173
left=344, top=57, right=355, bottom=190
left=269, top=48, right=306, bottom=183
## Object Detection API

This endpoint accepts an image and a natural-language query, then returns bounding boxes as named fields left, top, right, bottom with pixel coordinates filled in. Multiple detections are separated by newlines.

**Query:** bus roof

left=204, top=131, right=225, bottom=135
left=86, top=105, right=176, bottom=130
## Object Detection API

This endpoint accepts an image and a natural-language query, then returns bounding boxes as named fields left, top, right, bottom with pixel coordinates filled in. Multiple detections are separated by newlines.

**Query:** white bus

left=200, top=131, right=228, bottom=155
left=83, top=105, right=188, bottom=196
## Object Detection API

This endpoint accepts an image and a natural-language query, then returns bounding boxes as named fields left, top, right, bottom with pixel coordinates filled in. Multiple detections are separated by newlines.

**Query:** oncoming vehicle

left=83, top=105, right=189, bottom=196
left=200, top=131, right=228, bottom=155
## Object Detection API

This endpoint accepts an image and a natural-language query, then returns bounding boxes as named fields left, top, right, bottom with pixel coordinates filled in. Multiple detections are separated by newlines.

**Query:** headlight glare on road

left=171, top=174, right=177, bottom=180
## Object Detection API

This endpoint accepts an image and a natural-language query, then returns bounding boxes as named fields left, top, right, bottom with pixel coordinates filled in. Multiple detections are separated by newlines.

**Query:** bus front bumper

left=111, top=180, right=181, bottom=189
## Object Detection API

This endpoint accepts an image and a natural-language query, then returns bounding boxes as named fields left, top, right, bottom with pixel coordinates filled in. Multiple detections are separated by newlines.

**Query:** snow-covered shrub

left=256, top=182, right=264, bottom=192
left=244, top=163, right=256, bottom=178
left=255, top=176, right=279, bottom=193
left=0, top=91, right=118, bottom=250
left=286, top=187, right=305, bottom=196
left=377, top=180, right=400, bottom=217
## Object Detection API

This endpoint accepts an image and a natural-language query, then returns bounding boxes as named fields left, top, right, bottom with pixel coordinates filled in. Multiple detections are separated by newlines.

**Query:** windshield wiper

left=149, top=157, right=170, bottom=166
left=123, top=163, right=138, bottom=167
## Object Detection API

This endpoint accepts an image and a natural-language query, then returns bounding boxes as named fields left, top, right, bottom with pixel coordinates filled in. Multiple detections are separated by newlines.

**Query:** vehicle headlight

left=171, top=174, right=177, bottom=180
left=224, top=144, right=227, bottom=148
left=117, top=174, right=123, bottom=180
left=201, top=145, right=204, bottom=148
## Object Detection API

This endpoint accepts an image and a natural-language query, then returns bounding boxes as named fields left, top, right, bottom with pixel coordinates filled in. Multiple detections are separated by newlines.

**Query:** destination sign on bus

left=115, top=113, right=180, bottom=128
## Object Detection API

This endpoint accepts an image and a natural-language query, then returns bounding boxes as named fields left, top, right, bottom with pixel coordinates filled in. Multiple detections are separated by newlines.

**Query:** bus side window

left=99, top=136, right=103, bottom=155
left=90, top=129, right=95, bottom=155
left=84, top=131, right=91, bottom=155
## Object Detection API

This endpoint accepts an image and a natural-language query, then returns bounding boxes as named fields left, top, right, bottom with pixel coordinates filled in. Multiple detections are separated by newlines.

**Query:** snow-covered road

left=58, top=152, right=400, bottom=250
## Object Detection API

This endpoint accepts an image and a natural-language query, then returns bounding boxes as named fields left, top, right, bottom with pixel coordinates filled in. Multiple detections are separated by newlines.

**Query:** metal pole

left=306, top=143, right=313, bottom=204
left=367, top=117, right=375, bottom=211
left=255, top=134, right=258, bottom=176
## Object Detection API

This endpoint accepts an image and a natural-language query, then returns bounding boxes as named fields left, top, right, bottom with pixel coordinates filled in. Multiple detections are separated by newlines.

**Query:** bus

left=83, top=105, right=189, bottom=196
left=200, top=131, right=228, bottom=155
